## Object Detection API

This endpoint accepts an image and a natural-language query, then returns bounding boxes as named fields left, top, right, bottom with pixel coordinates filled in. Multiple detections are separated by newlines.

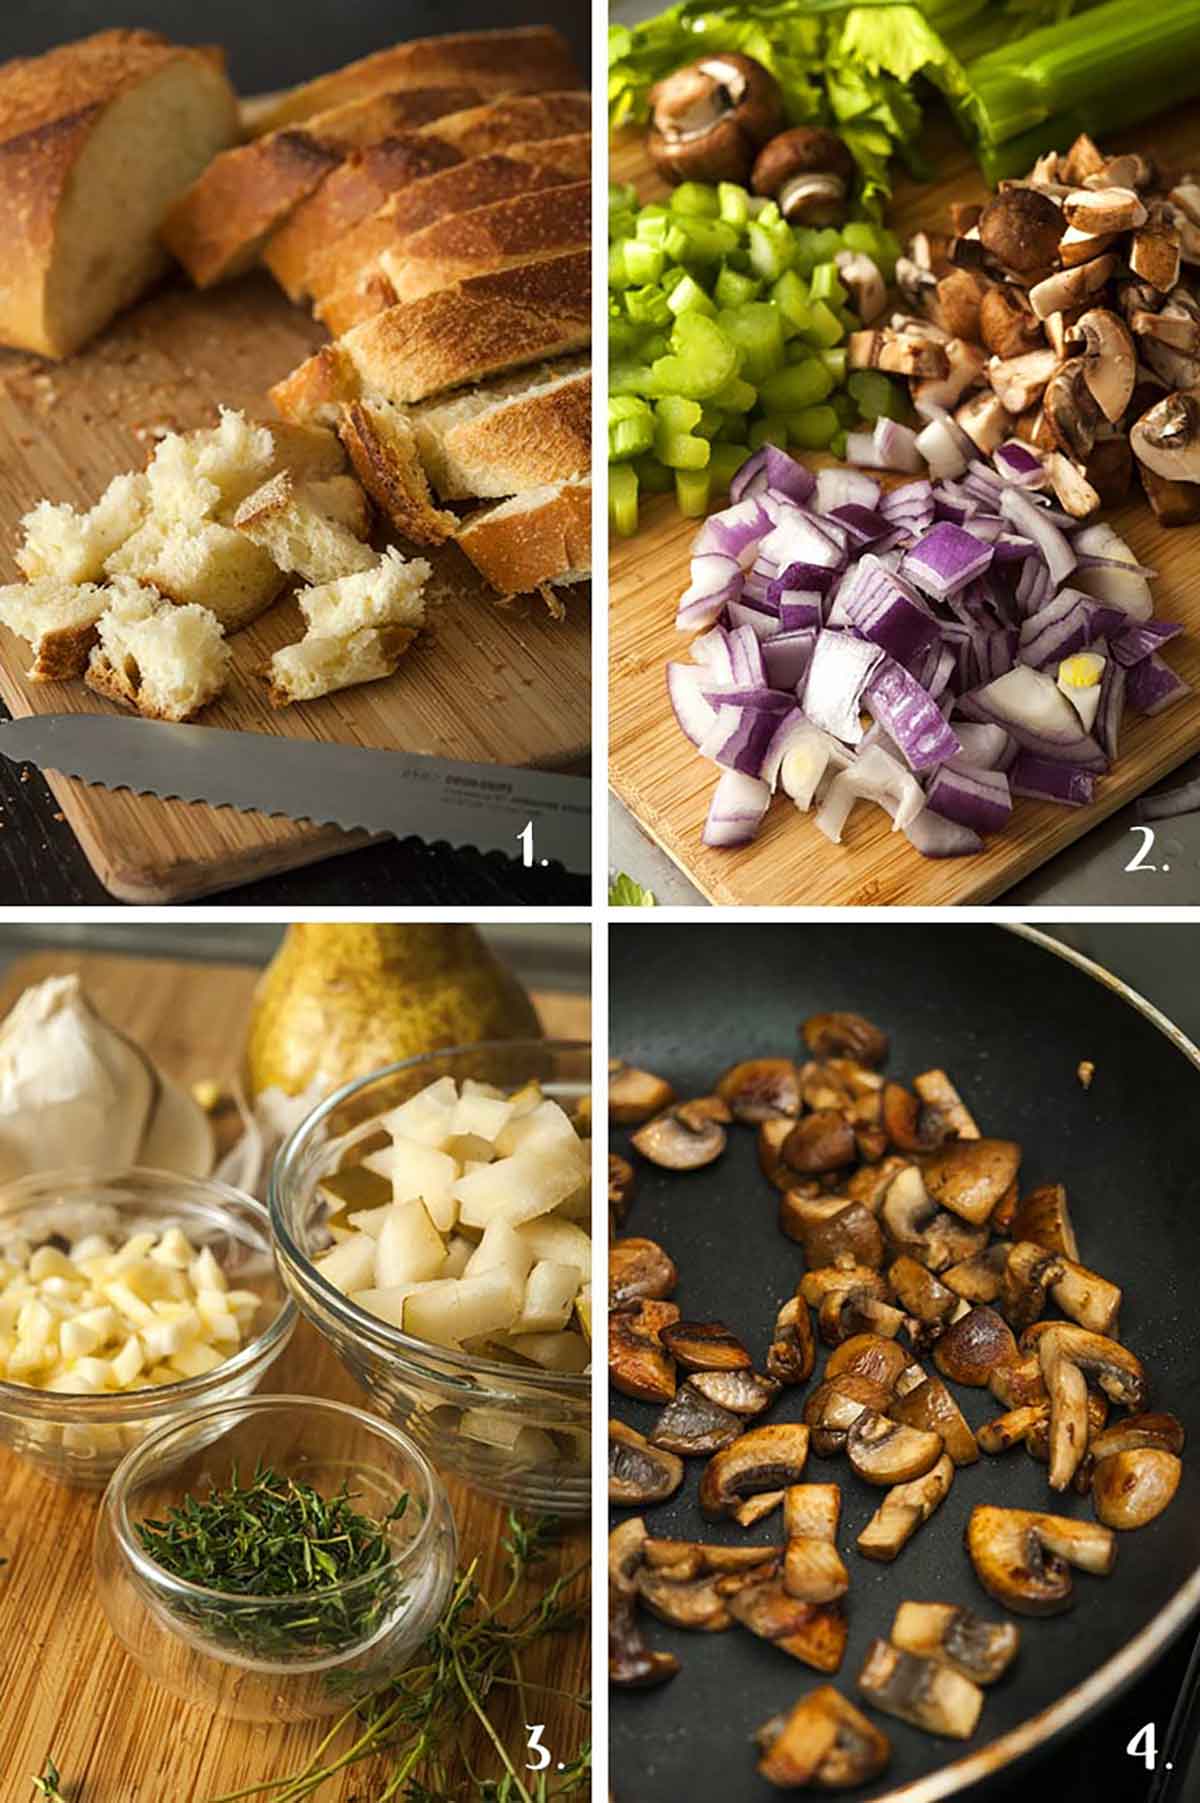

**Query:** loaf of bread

left=379, top=180, right=589, bottom=304
left=233, top=471, right=376, bottom=584
left=161, top=88, right=473, bottom=288
left=250, top=28, right=579, bottom=136
left=455, top=477, right=591, bottom=597
left=0, top=29, right=239, bottom=356
left=272, top=251, right=591, bottom=421
left=86, top=582, right=231, bottom=721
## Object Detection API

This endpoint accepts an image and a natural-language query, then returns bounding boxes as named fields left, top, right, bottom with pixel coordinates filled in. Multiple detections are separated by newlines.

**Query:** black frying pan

left=608, top=924, right=1200, bottom=1803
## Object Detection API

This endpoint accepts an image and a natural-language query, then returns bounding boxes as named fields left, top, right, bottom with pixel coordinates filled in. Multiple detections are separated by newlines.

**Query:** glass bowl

left=0, top=1168, right=296, bottom=1487
left=271, top=1041, right=591, bottom=1515
left=93, top=1395, right=456, bottom=1722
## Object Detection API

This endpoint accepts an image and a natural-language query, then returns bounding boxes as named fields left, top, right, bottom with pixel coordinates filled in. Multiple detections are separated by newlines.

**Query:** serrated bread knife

left=0, top=716, right=591, bottom=874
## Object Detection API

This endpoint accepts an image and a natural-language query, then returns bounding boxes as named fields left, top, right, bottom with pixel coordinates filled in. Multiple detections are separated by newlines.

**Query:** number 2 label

left=1125, top=825, right=1158, bottom=872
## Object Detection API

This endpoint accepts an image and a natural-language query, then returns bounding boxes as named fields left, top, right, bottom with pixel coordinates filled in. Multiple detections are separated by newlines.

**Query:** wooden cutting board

left=610, top=103, right=1200, bottom=906
left=0, top=275, right=590, bottom=902
left=0, top=950, right=591, bottom=1802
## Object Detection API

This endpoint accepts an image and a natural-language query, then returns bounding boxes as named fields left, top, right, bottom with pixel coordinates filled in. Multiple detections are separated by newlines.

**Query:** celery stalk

left=609, top=464, right=638, bottom=538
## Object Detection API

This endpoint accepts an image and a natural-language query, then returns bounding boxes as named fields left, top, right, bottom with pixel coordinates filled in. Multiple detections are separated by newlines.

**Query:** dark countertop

left=0, top=1, right=590, bottom=907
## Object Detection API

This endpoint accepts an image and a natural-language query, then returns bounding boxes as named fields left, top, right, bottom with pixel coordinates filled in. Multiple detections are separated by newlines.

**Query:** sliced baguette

left=455, top=477, right=591, bottom=597
left=379, top=180, right=589, bottom=305
left=338, top=399, right=459, bottom=545
left=17, top=472, right=149, bottom=585
left=0, top=578, right=111, bottom=679
left=106, top=518, right=284, bottom=632
left=507, top=131, right=591, bottom=181
left=86, top=582, right=231, bottom=721
left=415, top=91, right=589, bottom=159
left=0, top=29, right=239, bottom=356
left=250, top=28, right=579, bottom=136
left=415, top=364, right=590, bottom=498
left=232, top=470, right=376, bottom=583
left=162, top=88, right=474, bottom=287
left=271, top=251, right=591, bottom=422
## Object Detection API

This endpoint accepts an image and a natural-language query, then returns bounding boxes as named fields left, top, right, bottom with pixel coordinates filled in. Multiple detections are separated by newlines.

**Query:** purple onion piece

left=1127, top=653, right=1191, bottom=716
left=1009, top=754, right=1096, bottom=807
left=926, top=762, right=1013, bottom=835
left=904, top=808, right=983, bottom=857
left=864, top=657, right=962, bottom=771
left=729, top=445, right=816, bottom=507
left=702, top=769, right=771, bottom=847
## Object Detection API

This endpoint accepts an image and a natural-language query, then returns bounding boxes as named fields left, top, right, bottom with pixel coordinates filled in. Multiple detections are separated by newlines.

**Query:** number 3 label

left=1127, top=1721, right=1158, bottom=1770
left=526, top=1723, right=551, bottom=1771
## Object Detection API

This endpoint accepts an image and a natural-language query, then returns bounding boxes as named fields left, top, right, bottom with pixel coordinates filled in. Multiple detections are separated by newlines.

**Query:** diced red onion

left=845, top=431, right=881, bottom=469
left=667, top=662, right=719, bottom=748
left=802, top=631, right=885, bottom=744
left=903, top=522, right=995, bottom=601
left=728, top=624, right=767, bottom=688
left=873, top=418, right=924, bottom=474
left=1110, top=620, right=1183, bottom=667
left=700, top=684, right=794, bottom=711
left=865, top=657, right=962, bottom=771
left=1009, top=754, right=1095, bottom=807
left=729, top=445, right=816, bottom=507
left=767, top=559, right=837, bottom=600
left=694, top=497, right=772, bottom=563
left=691, top=626, right=734, bottom=678
left=1095, top=657, right=1125, bottom=762
left=926, top=763, right=1012, bottom=835
left=1127, top=654, right=1191, bottom=716
left=815, top=468, right=881, bottom=514
left=698, top=703, right=778, bottom=774
left=880, top=481, right=935, bottom=536
left=726, top=599, right=782, bottom=639
left=829, top=503, right=892, bottom=546
left=675, top=552, right=743, bottom=631
left=762, top=630, right=818, bottom=693
left=947, top=723, right=1013, bottom=769
left=816, top=745, right=925, bottom=842
left=1000, top=487, right=1076, bottom=588
left=702, top=769, right=771, bottom=846
left=904, top=808, right=983, bottom=857
left=960, top=666, right=1106, bottom=767
left=993, top=440, right=1047, bottom=488
left=777, top=595, right=824, bottom=631
left=842, top=557, right=940, bottom=669
left=914, top=417, right=968, bottom=480
left=762, top=711, right=844, bottom=806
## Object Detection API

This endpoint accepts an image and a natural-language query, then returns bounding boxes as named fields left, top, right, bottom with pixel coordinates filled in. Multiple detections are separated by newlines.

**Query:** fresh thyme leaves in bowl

left=136, top=1462, right=410, bottom=1659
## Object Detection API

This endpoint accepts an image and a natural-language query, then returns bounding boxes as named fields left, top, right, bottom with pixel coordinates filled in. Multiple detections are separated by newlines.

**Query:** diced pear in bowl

left=441, top=1235, right=475, bottom=1279
left=505, top=1330, right=590, bottom=1374
left=517, top=1217, right=591, bottom=1281
left=464, top=1218, right=536, bottom=1289
left=451, top=1092, right=514, bottom=1142
left=377, top=1076, right=458, bottom=1147
left=365, top=1137, right=458, bottom=1233
left=518, top=1260, right=583, bottom=1334
left=350, top=1282, right=433, bottom=1329
left=403, top=1268, right=523, bottom=1348
left=375, top=1200, right=447, bottom=1287
left=494, top=1098, right=578, bottom=1158
left=314, top=1232, right=377, bottom=1295
left=454, top=1139, right=589, bottom=1231
left=460, top=1407, right=558, bottom=1464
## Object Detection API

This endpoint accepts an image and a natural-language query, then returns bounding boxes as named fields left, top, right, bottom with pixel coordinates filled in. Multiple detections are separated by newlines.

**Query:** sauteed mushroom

left=609, top=1061, right=674, bottom=1125
left=691, top=1367, right=781, bottom=1417
left=966, top=1505, right=1115, bottom=1614
left=759, top=1118, right=811, bottom=1189
left=857, top=1454, right=954, bottom=1562
left=608, top=1153, right=635, bottom=1226
left=1088, top=1412, right=1185, bottom=1461
left=783, top=1111, right=856, bottom=1174
left=700, top=1424, right=811, bottom=1518
left=783, top=1538, right=850, bottom=1604
left=846, top=1155, right=911, bottom=1213
left=801, top=1012, right=888, bottom=1066
left=651, top=1381, right=744, bottom=1456
left=800, top=1265, right=889, bottom=1309
left=933, top=1306, right=1020, bottom=1388
left=1020, top=1322, right=1147, bottom=1408
left=609, top=1299, right=680, bottom=1403
left=756, top=1686, right=891, bottom=1789
left=1049, top=1256, right=1122, bottom=1336
left=882, top=1165, right=989, bottom=1271
left=921, top=1138, right=1021, bottom=1225
left=826, top=1333, right=913, bottom=1394
left=637, top=1567, right=733, bottom=1632
left=734, top=1490, right=786, bottom=1528
left=783, top=1482, right=841, bottom=1542
left=1038, top=1329, right=1091, bottom=1490
left=767, top=1291, right=816, bottom=1385
left=1001, top=1240, right=1065, bottom=1332
left=609, top=1516, right=681, bottom=1688
left=644, top=1538, right=778, bottom=1574
left=847, top=1412, right=944, bottom=1486
left=913, top=1069, right=980, bottom=1140
left=610, top=1237, right=677, bottom=1306
left=610, top=1420, right=684, bottom=1505
left=888, top=1256, right=962, bottom=1338
left=1092, top=1448, right=1182, bottom=1529
left=717, top=1057, right=801, bottom=1122
left=729, top=1578, right=849, bottom=1670
left=631, top=1102, right=727, bottom=1170
left=890, top=1601, right=1019, bottom=1685
left=793, top=1198, right=884, bottom=1268
left=882, top=1082, right=944, bottom=1153
left=891, top=1375, right=979, bottom=1466
left=858, top=1638, right=984, bottom=1739
left=818, top=1285, right=908, bottom=1346
left=660, top=1319, right=751, bottom=1372
left=1009, top=1182, right=1079, bottom=1259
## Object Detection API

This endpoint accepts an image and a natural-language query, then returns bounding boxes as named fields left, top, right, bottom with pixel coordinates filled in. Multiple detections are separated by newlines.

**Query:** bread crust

left=250, top=28, right=579, bottom=135
left=381, top=180, right=589, bottom=303
left=455, top=479, right=591, bottom=596
left=262, top=623, right=416, bottom=707
left=27, top=621, right=101, bottom=681
left=338, top=400, right=458, bottom=545
left=430, top=368, right=591, bottom=498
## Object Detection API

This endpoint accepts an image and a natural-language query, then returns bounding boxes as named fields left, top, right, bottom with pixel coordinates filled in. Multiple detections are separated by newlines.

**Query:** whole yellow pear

left=244, top=924, right=541, bottom=1100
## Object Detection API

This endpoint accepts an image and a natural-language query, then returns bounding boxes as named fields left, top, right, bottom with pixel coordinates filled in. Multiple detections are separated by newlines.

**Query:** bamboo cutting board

left=0, top=950, right=591, bottom=1802
left=0, top=275, right=590, bottom=902
left=610, top=103, right=1200, bottom=906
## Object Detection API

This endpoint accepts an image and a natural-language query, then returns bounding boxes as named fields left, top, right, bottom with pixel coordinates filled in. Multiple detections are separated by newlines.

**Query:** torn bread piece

left=304, top=474, right=373, bottom=540
left=106, top=518, right=284, bottom=633
left=249, top=28, right=579, bottom=137
left=264, top=623, right=418, bottom=707
left=338, top=398, right=459, bottom=544
left=456, top=476, right=591, bottom=599
left=146, top=407, right=278, bottom=519
left=0, top=579, right=112, bottom=680
left=17, top=472, right=149, bottom=585
left=295, top=544, right=430, bottom=637
left=86, top=582, right=231, bottom=721
left=271, top=250, right=591, bottom=422
left=379, top=180, right=590, bottom=305
left=233, top=470, right=376, bottom=583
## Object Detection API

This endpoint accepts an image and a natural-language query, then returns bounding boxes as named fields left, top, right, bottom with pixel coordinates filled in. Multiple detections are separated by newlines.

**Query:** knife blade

left=0, top=715, right=591, bottom=876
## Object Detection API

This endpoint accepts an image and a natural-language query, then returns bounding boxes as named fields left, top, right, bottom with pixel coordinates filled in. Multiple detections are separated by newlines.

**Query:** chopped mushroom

left=847, top=1411, right=944, bottom=1486
left=826, top=1332, right=914, bottom=1394
left=890, top=1602, right=1020, bottom=1686
left=913, top=1068, right=980, bottom=1140
left=636, top=1566, right=734, bottom=1631
left=882, top=1082, right=944, bottom=1154
left=800, top=1265, right=890, bottom=1309
left=609, top=1299, right=679, bottom=1403
left=608, top=1154, right=635, bottom=1225
left=729, top=1579, right=849, bottom=1670
left=801, top=1012, right=889, bottom=1066
left=734, top=1490, right=785, bottom=1528
left=784, top=1537, right=850, bottom=1604
left=609, top=1516, right=681, bottom=1687
left=888, top=1255, right=962, bottom=1339
left=795, top=1198, right=884, bottom=1268
left=1038, top=1329, right=1091, bottom=1491
left=804, top=1373, right=893, bottom=1456
left=1130, top=388, right=1200, bottom=485
left=1067, top=308, right=1137, bottom=420
left=783, top=1482, right=841, bottom=1542
left=932, top=1305, right=1020, bottom=1388
left=921, top=1138, right=1022, bottom=1225
left=881, top=1165, right=990, bottom=1271
left=631, top=1102, right=727, bottom=1170
left=966, top=1504, right=1115, bottom=1614
left=609, top=1420, right=684, bottom=1506
left=756, top=1686, right=891, bottom=1790
left=651, top=1380, right=744, bottom=1456
left=1092, top=1448, right=1182, bottom=1529
left=1049, top=1256, right=1122, bottom=1336
left=891, top=1375, right=980, bottom=1465
left=767, top=1291, right=817, bottom=1385
left=716, top=1057, right=801, bottom=1122
left=782, top=1111, right=857, bottom=1174
left=700, top=1423, right=811, bottom=1519
left=660, top=1318, right=751, bottom=1371
left=1020, top=1322, right=1147, bottom=1408
left=1001, top=1240, right=1065, bottom=1332
left=857, top=1638, right=984, bottom=1739
left=647, top=53, right=784, bottom=186
left=1009, top=1182, right=1079, bottom=1260
left=691, top=1367, right=781, bottom=1417
left=979, top=187, right=1064, bottom=275
left=857, top=1454, right=954, bottom=1562
left=818, top=1285, right=908, bottom=1346
left=941, top=1242, right=1011, bottom=1304
left=610, top=1237, right=678, bottom=1307
left=609, top=1060, right=675, bottom=1124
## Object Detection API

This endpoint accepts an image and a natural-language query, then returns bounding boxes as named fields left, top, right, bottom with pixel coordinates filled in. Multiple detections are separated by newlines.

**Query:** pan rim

left=860, top=922, right=1200, bottom=1801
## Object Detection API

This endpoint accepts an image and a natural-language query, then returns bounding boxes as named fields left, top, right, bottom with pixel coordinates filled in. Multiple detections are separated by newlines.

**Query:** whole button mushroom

left=647, top=54, right=784, bottom=186
left=751, top=127, right=856, bottom=225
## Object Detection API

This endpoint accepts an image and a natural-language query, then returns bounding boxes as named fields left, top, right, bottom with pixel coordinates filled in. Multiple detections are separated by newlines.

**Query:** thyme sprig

left=31, top=1759, right=68, bottom=1800
left=207, top=1513, right=589, bottom=1803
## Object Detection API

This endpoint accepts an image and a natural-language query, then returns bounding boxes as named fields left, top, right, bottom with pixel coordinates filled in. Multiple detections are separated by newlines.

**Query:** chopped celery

left=710, top=373, right=757, bottom=415
left=609, top=183, right=638, bottom=216
left=609, top=360, right=656, bottom=398
left=717, top=182, right=751, bottom=226
left=830, top=429, right=849, bottom=461
left=708, top=442, right=749, bottom=492
left=675, top=468, right=711, bottom=516
left=848, top=370, right=904, bottom=421
left=830, top=390, right=859, bottom=429
left=787, top=405, right=839, bottom=450
left=651, top=312, right=739, bottom=401
left=659, top=264, right=690, bottom=296
left=819, top=348, right=848, bottom=383
left=759, top=359, right=835, bottom=414
left=608, top=242, right=632, bottom=289
left=609, top=463, right=638, bottom=538
left=716, top=302, right=784, bottom=384
left=809, top=263, right=847, bottom=308
left=714, top=265, right=760, bottom=310
left=623, top=240, right=664, bottom=286
left=634, top=455, right=674, bottom=494
left=748, top=417, right=789, bottom=452
left=624, top=285, right=671, bottom=329
left=811, top=228, right=842, bottom=263
left=667, top=273, right=717, bottom=318
left=670, top=182, right=720, bottom=218
left=609, top=211, right=636, bottom=243
left=655, top=426, right=711, bottom=471
left=747, top=218, right=795, bottom=283
left=770, top=269, right=811, bottom=334
left=609, top=396, right=654, bottom=462
left=801, top=299, right=844, bottom=350
left=696, top=406, right=724, bottom=439
left=656, top=395, right=702, bottom=433
left=841, top=221, right=879, bottom=257
left=674, top=217, right=740, bottom=264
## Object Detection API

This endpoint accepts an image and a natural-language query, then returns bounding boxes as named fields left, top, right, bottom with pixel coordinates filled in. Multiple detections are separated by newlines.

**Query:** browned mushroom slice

left=855, top=1124, right=890, bottom=1164
left=631, top=1103, right=727, bottom=1170
left=800, top=1265, right=889, bottom=1308
left=783, top=1482, right=841, bottom=1542
left=891, top=1375, right=979, bottom=1466
left=802, top=1199, right=886, bottom=1270
left=1050, top=1256, right=1122, bottom=1337
left=858, top=1638, right=984, bottom=1739
left=609, top=1061, right=675, bottom=1125
left=609, top=1420, right=684, bottom=1505
left=767, top=1291, right=816, bottom=1385
left=819, top=1285, right=909, bottom=1347
left=846, top=1154, right=912, bottom=1213
left=759, top=1119, right=810, bottom=1189
left=882, top=1165, right=989, bottom=1272
left=848, top=1411, right=943, bottom=1485
left=1021, top=1322, right=1147, bottom=1408
left=966, top=1505, right=1115, bottom=1614
left=1092, top=1449, right=1182, bottom=1529
left=608, top=1154, right=635, bottom=1225
left=734, top=1490, right=785, bottom=1528
left=783, top=1111, right=856, bottom=1174
left=1001, top=1240, right=1066, bottom=1333
left=1009, top=1182, right=1079, bottom=1259
left=730, top=1580, right=849, bottom=1671
left=784, top=1537, right=850, bottom=1603
left=1088, top=1412, right=1185, bottom=1462
left=716, top=1057, right=801, bottom=1122
left=804, top=1374, right=892, bottom=1456
left=644, top=1538, right=776, bottom=1574
left=857, top=1454, right=954, bottom=1562
left=913, top=1069, right=981, bottom=1140
left=942, top=1242, right=1010, bottom=1304
left=888, top=1255, right=962, bottom=1339
left=988, top=1350, right=1047, bottom=1409
left=826, top=1333, right=914, bottom=1394
left=610, top=1513, right=647, bottom=1595
left=661, top=1318, right=752, bottom=1372
left=651, top=1380, right=744, bottom=1456
left=757, top=1687, right=891, bottom=1790
left=636, top=1567, right=733, bottom=1631
left=801, top=1012, right=889, bottom=1066
left=690, top=1367, right=781, bottom=1418
left=609, top=1517, right=680, bottom=1688
left=933, top=1306, right=1020, bottom=1389
left=989, top=1178, right=1019, bottom=1236
left=921, top=1138, right=1021, bottom=1225
left=609, top=1299, right=680, bottom=1403
left=977, top=1402, right=1048, bottom=1455
left=882, top=1082, right=945, bottom=1153
left=700, top=1423, right=811, bottom=1518
left=1024, top=1388, right=1107, bottom=1470
left=891, top=1601, right=1020, bottom=1684
left=1038, top=1330, right=1090, bottom=1491
left=609, top=1237, right=677, bottom=1307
